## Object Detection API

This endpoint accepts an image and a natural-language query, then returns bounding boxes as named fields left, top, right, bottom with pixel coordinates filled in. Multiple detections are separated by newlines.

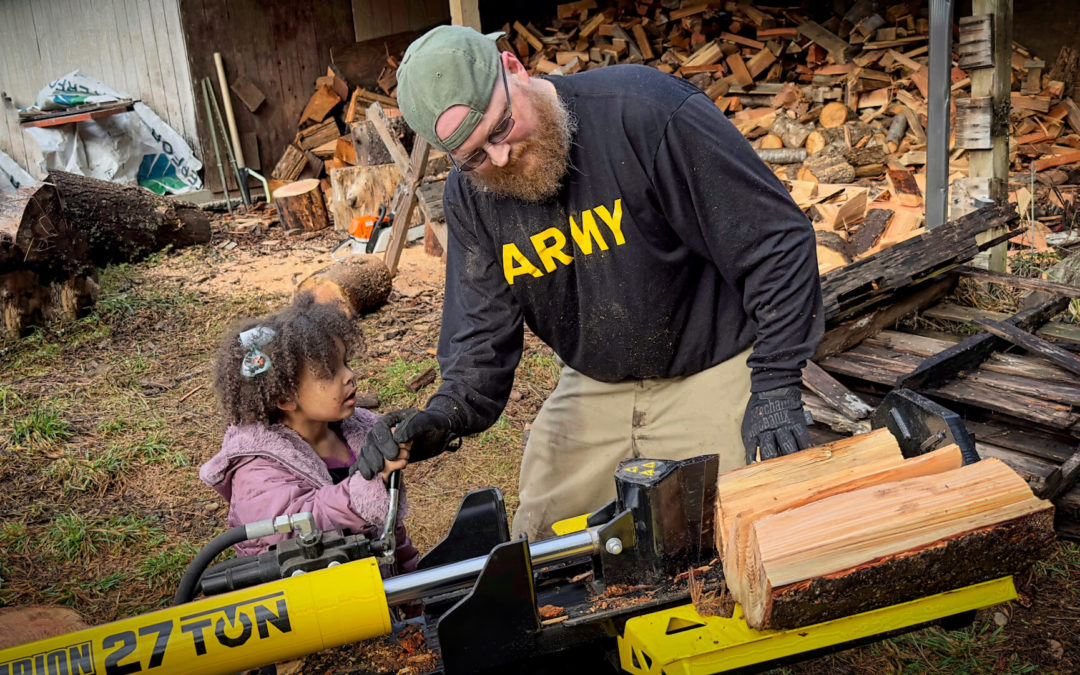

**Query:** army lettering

left=503, top=199, right=625, bottom=285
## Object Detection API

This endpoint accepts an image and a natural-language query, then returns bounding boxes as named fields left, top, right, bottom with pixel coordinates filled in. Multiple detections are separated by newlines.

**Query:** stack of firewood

left=492, top=1, right=1080, bottom=274
left=274, top=1, right=1080, bottom=267
left=268, top=66, right=404, bottom=205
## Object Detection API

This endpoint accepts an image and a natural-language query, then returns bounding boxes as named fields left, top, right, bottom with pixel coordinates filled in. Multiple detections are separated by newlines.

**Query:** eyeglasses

left=452, top=62, right=515, bottom=172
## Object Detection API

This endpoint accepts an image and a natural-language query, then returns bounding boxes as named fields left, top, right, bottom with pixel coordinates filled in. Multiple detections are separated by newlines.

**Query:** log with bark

left=47, top=171, right=211, bottom=267
left=1, top=182, right=99, bottom=338
left=295, top=255, right=392, bottom=315
left=273, top=179, right=330, bottom=232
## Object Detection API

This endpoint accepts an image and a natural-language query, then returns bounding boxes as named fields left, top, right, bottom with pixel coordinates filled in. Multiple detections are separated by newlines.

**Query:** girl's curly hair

left=214, top=294, right=363, bottom=425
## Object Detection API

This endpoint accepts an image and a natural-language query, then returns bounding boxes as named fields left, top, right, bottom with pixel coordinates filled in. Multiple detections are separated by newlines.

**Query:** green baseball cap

left=396, top=25, right=505, bottom=154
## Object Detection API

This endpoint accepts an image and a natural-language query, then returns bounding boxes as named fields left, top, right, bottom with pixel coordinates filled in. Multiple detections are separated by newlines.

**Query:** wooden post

left=383, top=138, right=431, bottom=276
left=969, top=0, right=1013, bottom=272
left=449, top=0, right=481, bottom=31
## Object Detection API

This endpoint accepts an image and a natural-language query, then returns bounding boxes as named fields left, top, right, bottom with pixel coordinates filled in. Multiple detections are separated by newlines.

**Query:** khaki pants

left=511, top=348, right=753, bottom=540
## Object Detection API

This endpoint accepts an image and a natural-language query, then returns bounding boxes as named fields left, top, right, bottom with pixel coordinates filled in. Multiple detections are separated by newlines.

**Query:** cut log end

left=295, top=255, right=392, bottom=316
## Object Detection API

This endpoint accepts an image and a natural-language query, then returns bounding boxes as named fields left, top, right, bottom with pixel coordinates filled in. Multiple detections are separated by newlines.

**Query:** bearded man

left=352, top=25, right=825, bottom=541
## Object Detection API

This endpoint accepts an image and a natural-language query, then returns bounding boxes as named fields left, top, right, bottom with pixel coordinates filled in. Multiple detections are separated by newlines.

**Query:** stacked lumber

left=715, top=428, right=1055, bottom=630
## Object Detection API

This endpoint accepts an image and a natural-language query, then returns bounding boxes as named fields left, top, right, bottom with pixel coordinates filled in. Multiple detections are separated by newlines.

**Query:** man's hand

left=741, top=386, right=812, bottom=463
left=392, top=409, right=457, bottom=461
left=351, top=409, right=419, bottom=480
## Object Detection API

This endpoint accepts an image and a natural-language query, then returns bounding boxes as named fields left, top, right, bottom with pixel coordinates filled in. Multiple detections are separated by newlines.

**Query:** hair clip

left=239, top=326, right=276, bottom=377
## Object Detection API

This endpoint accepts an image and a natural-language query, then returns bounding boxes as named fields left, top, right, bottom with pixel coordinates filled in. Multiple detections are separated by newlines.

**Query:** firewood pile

left=279, top=0, right=1080, bottom=270
left=797, top=203, right=1080, bottom=539
left=268, top=65, right=406, bottom=208
left=488, top=0, right=1080, bottom=275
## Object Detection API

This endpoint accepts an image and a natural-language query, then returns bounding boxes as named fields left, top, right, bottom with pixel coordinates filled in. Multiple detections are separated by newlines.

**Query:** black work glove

left=351, top=408, right=419, bottom=480
left=741, top=386, right=812, bottom=464
left=392, top=409, right=459, bottom=462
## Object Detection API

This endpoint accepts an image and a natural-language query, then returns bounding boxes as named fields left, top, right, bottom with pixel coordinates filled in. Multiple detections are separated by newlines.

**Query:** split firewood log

left=740, top=458, right=1055, bottom=630
left=815, top=230, right=851, bottom=274
left=47, top=171, right=211, bottom=267
left=295, top=254, right=392, bottom=315
left=716, top=429, right=898, bottom=565
left=724, top=442, right=963, bottom=599
left=803, top=143, right=856, bottom=183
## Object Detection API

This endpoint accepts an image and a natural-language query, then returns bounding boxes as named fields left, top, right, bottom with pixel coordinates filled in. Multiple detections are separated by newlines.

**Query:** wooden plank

left=955, top=265, right=1080, bottom=297
left=162, top=0, right=199, bottom=150
left=965, top=420, right=1078, bottom=464
left=802, top=360, right=873, bottom=419
left=821, top=348, right=1080, bottom=429
left=148, top=0, right=183, bottom=138
left=366, top=102, right=410, bottom=174
left=954, top=97, right=993, bottom=150
left=1040, top=448, right=1080, bottom=501
left=384, top=137, right=431, bottom=275
left=974, top=319, right=1080, bottom=377
left=899, top=296, right=1072, bottom=390
left=797, top=21, right=855, bottom=63
left=815, top=277, right=956, bottom=359
left=820, top=203, right=1018, bottom=322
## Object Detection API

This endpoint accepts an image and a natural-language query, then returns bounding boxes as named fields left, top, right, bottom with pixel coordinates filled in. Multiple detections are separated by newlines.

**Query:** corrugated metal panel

left=0, top=0, right=200, bottom=179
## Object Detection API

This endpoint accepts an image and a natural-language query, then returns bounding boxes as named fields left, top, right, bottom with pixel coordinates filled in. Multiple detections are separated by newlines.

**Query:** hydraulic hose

left=173, top=525, right=248, bottom=605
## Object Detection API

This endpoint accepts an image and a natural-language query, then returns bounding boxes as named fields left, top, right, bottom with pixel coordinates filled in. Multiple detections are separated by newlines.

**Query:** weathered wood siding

left=352, top=0, right=448, bottom=42
left=0, top=0, right=199, bottom=179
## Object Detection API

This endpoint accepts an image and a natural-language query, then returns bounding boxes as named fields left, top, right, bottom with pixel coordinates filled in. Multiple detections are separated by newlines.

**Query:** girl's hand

left=379, top=441, right=411, bottom=483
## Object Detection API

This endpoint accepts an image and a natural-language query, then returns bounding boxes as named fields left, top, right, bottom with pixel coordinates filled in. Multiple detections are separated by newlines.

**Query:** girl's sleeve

left=229, top=457, right=406, bottom=539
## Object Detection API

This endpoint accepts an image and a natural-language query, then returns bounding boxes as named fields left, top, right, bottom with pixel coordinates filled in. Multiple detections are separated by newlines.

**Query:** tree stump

left=295, top=255, right=392, bottom=315
left=47, top=171, right=210, bottom=267
left=273, top=179, right=330, bottom=232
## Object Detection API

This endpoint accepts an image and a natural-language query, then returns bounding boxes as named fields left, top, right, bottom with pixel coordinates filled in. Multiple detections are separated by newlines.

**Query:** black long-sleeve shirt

left=427, top=65, right=824, bottom=434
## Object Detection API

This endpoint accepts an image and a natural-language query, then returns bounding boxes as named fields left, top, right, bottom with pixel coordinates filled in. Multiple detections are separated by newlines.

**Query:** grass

left=361, top=357, right=441, bottom=405
left=8, top=403, right=73, bottom=449
left=42, top=512, right=164, bottom=563
left=137, top=544, right=200, bottom=591
left=1034, top=540, right=1080, bottom=582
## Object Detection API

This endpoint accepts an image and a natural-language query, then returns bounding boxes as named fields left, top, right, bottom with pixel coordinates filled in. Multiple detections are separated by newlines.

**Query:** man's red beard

left=466, top=87, right=575, bottom=203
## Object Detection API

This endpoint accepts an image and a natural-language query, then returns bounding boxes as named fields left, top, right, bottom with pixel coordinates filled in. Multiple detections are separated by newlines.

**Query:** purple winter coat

left=199, top=408, right=419, bottom=573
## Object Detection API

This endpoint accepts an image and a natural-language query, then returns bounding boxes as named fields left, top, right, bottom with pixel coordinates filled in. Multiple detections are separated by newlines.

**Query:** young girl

left=199, top=294, right=418, bottom=574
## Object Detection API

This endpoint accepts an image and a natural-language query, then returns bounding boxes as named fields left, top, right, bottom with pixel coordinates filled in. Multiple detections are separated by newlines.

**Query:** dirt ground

left=0, top=211, right=1077, bottom=674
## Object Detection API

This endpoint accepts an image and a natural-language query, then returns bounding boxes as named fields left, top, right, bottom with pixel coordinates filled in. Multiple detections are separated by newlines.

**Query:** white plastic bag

left=22, top=71, right=203, bottom=194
